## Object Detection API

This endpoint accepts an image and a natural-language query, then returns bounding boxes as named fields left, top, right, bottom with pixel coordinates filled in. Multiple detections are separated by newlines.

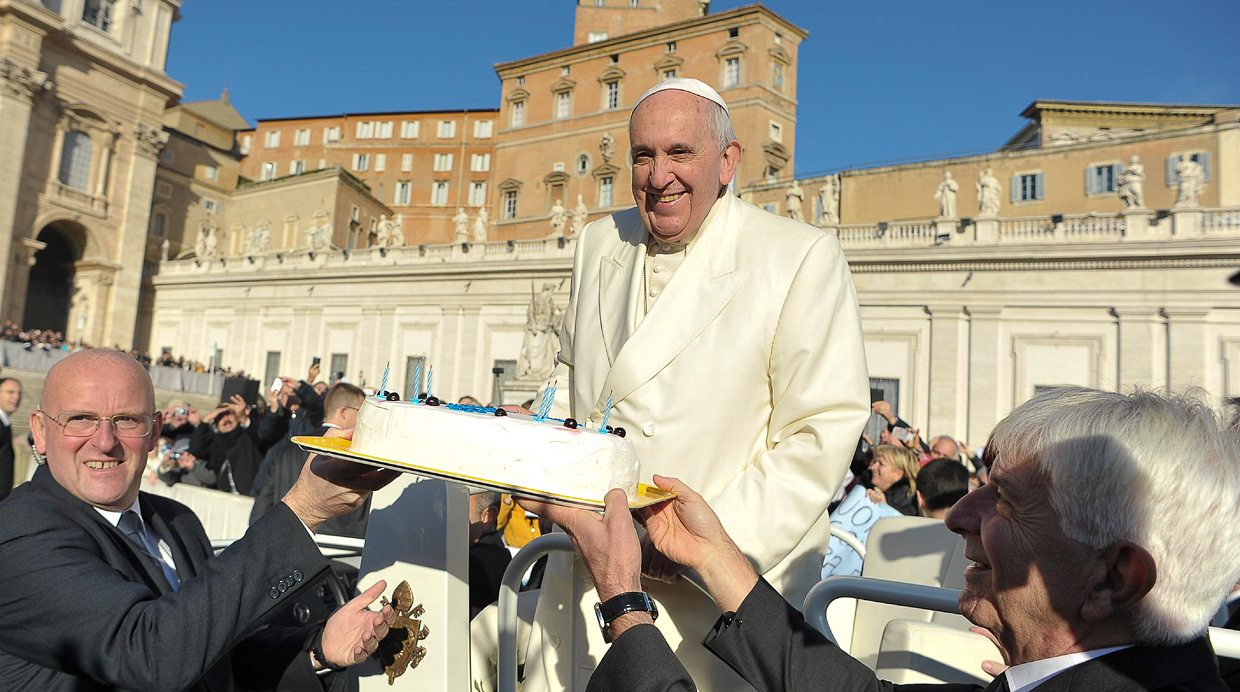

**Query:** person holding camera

left=189, top=394, right=266, bottom=495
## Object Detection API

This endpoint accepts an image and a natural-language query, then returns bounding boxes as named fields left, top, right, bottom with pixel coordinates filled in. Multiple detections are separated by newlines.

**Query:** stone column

left=965, top=306, right=1003, bottom=444
left=1165, top=308, right=1209, bottom=392
left=105, top=122, right=168, bottom=349
left=0, top=58, right=50, bottom=322
left=1113, top=307, right=1167, bottom=390
left=926, top=304, right=971, bottom=442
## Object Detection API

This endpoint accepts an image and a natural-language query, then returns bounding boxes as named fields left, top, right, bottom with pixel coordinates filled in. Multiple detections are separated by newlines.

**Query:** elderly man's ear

left=1081, top=542, right=1157, bottom=622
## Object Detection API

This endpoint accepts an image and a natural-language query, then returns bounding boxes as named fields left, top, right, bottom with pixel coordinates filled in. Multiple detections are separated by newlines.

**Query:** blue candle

left=412, top=364, right=422, bottom=399
left=600, top=391, right=613, bottom=432
left=427, top=367, right=433, bottom=398
left=379, top=362, right=390, bottom=397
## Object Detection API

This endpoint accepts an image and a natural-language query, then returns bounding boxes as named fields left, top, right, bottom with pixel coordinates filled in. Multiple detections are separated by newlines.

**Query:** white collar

left=1005, top=646, right=1131, bottom=692
left=323, top=422, right=341, bottom=429
left=94, top=496, right=143, bottom=529
left=0, top=409, right=10, bottom=427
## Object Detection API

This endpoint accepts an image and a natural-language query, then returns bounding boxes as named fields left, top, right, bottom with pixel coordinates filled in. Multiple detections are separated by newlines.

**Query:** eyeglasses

left=38, top=409, right=156, bottom=438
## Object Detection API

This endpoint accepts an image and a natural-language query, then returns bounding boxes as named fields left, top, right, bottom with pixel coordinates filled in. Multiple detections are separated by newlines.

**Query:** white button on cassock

left=642, top=422, right=657, bottom=436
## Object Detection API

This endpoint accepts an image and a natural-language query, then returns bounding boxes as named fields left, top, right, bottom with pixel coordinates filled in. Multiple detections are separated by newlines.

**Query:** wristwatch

left=594, top=591, right=658, bottom=643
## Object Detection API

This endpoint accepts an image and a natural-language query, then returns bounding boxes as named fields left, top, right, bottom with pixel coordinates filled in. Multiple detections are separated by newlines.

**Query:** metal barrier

left=497, top=534, right=575, bottom=692
left=803, top=575, right=1240, bottom=661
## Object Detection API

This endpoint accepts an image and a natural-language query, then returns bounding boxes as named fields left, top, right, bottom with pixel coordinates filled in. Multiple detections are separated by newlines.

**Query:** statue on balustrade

left=549, top=198, right=568, bottom=236
left=160, top=239, right=170, bottom=262
left=934, top=171, right=959, bottom=217
left=306, top=222, right=330, bottom=251
left=1117, top=155, right=1146, bottom=208
left=785, top=179, right=804, bottom=221
left=514, top=282, right=563, bottom=383
left=976, top=167, right=1001, bottom=217
left=818, top=174, right=839, bottom=225
left=254, top=224, right=271, bottom=253
left=389, top=220, right=405, bottom=247
left=375, top=214, right=394, bottom=246
left=473, top=206, right=489, bottom=243
left=453, top=207, right=470, bottom=243
left=1174, top=158, right=1205, bottom=208
left=240, top=226, right=254, bottom=255
left=571, top=194, right=588, bottom=235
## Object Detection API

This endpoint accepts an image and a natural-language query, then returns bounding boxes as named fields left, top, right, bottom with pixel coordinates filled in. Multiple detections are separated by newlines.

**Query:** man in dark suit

left=0, top=349, right=400, bottom=691
left=250, top=382, right=369, bottom=538
left=0, top=376, right=20, bottom=500
left=525, top=387, right=1240, bottom=692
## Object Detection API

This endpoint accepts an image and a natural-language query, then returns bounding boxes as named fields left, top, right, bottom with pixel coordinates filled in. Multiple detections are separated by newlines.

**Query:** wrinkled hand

left=319, top=580, right=396, bottom=669
left=871, top=400, right=896, bottom=424
left=282, top=428, right=401, bottom=532
left=635, top=475, right=758, bottom=613
left=866, top=488, right=887, bottom=505
left=639, top=531, right=686, bottom=583
left=518, top=489, right=642, bottom=601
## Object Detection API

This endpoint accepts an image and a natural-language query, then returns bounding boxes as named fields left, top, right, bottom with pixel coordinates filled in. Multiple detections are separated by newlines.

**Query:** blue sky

left=167, top=0, right=1239, bottom=177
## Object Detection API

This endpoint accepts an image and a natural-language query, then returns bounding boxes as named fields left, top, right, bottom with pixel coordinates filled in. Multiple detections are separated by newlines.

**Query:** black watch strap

left=310, top=627, right=347, bottom=672
left=594, top=591, right=658, bottom=643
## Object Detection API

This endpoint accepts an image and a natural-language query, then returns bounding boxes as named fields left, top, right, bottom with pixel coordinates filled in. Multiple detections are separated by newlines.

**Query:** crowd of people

left=2, top=319, right=253, bottom=378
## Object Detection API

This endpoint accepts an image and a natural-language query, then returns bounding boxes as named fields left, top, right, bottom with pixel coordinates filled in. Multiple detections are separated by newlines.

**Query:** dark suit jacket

left=250, top=424, right=370, bottom=538
left=0, top=465, right=338, bottom=691
left=587, top=578, right=1225, bottom=692
left=0, top=417, right=13, bottom=501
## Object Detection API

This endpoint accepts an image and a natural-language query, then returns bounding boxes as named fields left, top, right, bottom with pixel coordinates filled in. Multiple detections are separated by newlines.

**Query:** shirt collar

left=1005, top=646, right=1131, bottom=692
left=0, top=409, right=9, bottom=427
left=94, top=496, right=143, bottom=529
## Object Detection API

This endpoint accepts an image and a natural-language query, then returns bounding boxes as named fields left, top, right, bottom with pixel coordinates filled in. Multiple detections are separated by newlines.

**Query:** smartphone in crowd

left=892, top=426, right=915, bottom=444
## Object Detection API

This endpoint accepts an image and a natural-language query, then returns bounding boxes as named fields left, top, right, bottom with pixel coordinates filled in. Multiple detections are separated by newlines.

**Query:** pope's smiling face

left=629, top=90, right=741, bottom=243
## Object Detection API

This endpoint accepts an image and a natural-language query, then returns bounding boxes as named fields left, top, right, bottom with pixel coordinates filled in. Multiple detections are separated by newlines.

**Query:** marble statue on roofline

left=1117, top=156, right=1145, bottom=209
left=1174, top=158, right=1205, bottom=208
left=818, top=174, right=839, bottom=225
left=785, top=179, right=804, bottom=221
left=935, top=171, right=959, bottom=218
left=571, top=194, right=588, bottom=235
left=453, top=206, right=470, bottom=243
left=549, top=199, right=568, bottom=236
left=473, top=206, right=489, bottom=243
left=976, top=168, right=1001, bottom=217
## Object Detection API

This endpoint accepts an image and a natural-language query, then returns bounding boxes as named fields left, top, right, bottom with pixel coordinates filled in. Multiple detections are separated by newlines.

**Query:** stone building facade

left=0, top=0, right=182, bottom=348
left=235, top=108, right=499, bottom=245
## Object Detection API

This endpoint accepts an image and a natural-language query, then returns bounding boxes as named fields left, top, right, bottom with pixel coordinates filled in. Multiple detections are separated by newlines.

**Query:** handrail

left=498, top=534, right=575, bottom=692
left=829, top=525, right=866, bottom=558
left=803, top=576, right=960, bottom=643
left=802, top=574, right=1240, bottom=661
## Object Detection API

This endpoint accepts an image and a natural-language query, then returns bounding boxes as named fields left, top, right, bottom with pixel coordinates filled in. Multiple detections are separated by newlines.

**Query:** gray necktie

left=117, top=510, right=151, bottom=556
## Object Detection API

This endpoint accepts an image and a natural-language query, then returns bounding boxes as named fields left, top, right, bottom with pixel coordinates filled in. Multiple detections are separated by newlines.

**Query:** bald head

left=42, top=350, right=154, bottom=413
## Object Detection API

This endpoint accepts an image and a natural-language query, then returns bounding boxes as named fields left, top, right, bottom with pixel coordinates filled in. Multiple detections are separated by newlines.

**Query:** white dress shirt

left=1006, top=646, right=1131, bottom=692
left=95, top=500, right=181, bottom=590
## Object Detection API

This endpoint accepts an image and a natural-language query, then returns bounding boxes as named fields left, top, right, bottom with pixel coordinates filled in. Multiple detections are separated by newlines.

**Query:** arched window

left=59, top=130, right=93, bottom=191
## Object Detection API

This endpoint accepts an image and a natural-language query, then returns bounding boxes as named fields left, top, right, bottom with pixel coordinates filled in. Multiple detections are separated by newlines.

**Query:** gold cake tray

left=292, top=436, right=675, bottom=510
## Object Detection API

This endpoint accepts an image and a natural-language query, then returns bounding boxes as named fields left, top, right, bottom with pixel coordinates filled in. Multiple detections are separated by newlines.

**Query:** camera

left=175, top=407, right=189, bottom=416
left=169, top=451, right=183, bottom=461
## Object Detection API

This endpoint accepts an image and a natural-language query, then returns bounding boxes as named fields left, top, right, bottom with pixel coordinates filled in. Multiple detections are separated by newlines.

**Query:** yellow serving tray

left=292, top=436, right=675, bottom=510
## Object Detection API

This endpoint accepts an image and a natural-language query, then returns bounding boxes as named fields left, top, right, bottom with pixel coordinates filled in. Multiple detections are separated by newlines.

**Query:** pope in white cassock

left=471, top=78, right=870, bottom=691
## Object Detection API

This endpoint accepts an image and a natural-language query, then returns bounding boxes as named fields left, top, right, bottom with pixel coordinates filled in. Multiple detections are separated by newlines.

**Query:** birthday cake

left=350, top=396, right=640, bottom=502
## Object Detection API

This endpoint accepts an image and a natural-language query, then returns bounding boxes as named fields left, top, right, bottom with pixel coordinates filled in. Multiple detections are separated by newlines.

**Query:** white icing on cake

left=351, top=398, right=640, bottom=501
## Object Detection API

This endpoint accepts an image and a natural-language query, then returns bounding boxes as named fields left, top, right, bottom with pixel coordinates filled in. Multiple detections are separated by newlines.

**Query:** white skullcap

left=633, top=77, right=730, bottom=115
